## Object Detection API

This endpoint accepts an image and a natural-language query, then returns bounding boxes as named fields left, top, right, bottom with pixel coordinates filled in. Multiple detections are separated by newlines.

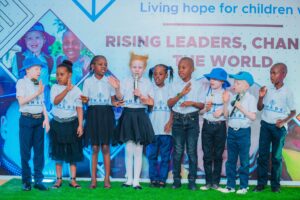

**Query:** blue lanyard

left=206, top=87, right=224, bottom=106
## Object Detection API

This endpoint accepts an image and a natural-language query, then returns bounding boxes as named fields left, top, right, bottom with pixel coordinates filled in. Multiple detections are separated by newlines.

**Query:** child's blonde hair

left=129, top=52, right=148, bottom=69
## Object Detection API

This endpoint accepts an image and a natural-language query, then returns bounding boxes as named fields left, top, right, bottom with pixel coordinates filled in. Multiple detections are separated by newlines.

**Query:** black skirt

left=115, top=108, right=154, bottom=145
left=85, top=105, right=115, bottom=146
left=49, top=118, right=83, bottom=163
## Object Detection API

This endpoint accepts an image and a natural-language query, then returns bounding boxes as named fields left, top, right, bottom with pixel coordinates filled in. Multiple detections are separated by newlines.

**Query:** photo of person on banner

left=55, top=29, right=91, bottom=85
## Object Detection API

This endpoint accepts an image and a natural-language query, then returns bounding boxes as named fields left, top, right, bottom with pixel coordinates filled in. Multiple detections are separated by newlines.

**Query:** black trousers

left=201, top=119, right=226, bottom=185
left=19, top=115, right=45, bottom=184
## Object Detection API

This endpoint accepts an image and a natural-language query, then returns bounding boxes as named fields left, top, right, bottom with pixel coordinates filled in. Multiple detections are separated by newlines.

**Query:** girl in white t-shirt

left=49, top=60, right=83, bottom=189
left=146, top=64, right=173, bottom=188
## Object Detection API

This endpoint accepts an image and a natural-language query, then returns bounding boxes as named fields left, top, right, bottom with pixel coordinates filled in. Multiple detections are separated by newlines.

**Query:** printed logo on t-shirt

left=56, top=99, right=76, bottom=111
left=206, top=102, right=223, bottom=114
left=90, top=92, right=110, bottom=104
left=125, top=98, right=141, bottom=105
left=174, top=96, right=186, bottom=108
left=229, top=112, right=246, bottom=120
left=264, top=100, right=285, bottom=114
left=153, top=100, right=169, bottom=112
left=28, top=96, right=43, bottom=106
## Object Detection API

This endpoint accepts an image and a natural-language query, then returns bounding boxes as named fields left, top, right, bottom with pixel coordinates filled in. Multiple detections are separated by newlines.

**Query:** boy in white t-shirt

left=16, top=57, right=50, bottom=191
left=253, top=63, right=296, bottom=193
left=220, top=71, right=257, bottom=195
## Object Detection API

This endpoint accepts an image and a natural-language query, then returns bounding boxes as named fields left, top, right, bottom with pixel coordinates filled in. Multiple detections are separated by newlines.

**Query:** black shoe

left=22, top=183, right=31, bottom=191
left=172, top=182, right=181, bottom=189
left=253, top=185, right=265, bottom=192
left=188, top=182, right=197, bottom=191
left=122, top=183, right=131, bottom=188
left=34, top=183, right=48, bottom=191
left=133, top=185, right=142, bottom=190
left=158, top=182, right=166, bottom=188
left=271, top=187, right=281, bottom=193
left=149, top=180, right=158, bottom=188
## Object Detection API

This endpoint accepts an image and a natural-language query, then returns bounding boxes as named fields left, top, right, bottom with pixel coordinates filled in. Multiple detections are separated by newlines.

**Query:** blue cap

left=19, top=57, right=44, bottom=72
left=204, top=68, right=230, bottom=88
left=229, top=71, right=254, bottom=86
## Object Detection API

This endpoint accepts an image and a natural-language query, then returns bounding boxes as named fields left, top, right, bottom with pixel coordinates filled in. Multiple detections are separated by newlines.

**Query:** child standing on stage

left=13, top=22, right=55, bottom=111
left=115, top=52, right=155, bottom=190
left=200, top=68, right=230, bottom=191
left=146, top=64, right=174, bottom=188
left=167, top=57, right=205, bottom=190
left=253, top=63, right=296, bottom=193
left=82, top=55, right=120, bottom=189
left=16, top=57, right=50, bottom=191
left=220, top=71, right=257, bottom=195
left=49, top=60, right=83, bottom=189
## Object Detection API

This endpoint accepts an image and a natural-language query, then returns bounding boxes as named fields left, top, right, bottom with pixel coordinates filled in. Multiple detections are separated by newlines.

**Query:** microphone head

left=230, top=100, right=235, bottom=106
left=134, top=73, right=139, bottom=79
left=231, top=93, right=240, bottom=106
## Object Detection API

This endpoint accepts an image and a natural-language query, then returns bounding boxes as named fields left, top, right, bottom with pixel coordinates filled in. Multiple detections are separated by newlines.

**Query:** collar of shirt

left=206, top=87, right=224, bottom=97
left=177, top=77, right=193, bottom=85
left=24, top=76, right=35, bottom=85
left=270, top=84, right=286, bottom=92
left=153, top=84, right=167, bottom=90
left=92, top=74, right=109, bottom=83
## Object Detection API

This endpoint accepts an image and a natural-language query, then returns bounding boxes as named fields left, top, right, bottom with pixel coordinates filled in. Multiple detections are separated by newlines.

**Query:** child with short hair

left=200, top=68, right=230, bottom=191
left=220, top=71, right=257, bottom=195
left=167, top=57, right=205, bottom=190
left=146, top=64, right=174, bottom=188
left=49, top=60, right=84, bottom=189
left=253, top=63, right=296, bottom=193
left=16, top=57, right=50, bottom=191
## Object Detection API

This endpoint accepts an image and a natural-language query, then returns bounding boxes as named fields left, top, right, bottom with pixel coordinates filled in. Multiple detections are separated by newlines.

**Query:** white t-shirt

left=150, top=84, right=172, bottom=135
left=228, top=91, right=257, bottom=129
left=169, top=78, right=205, bottom=114
left=121, top=76, right=154, bottom=108
left=50, top=84, right=82, bottom=118
left=262, top=85, right=295, bottom=124
left=203, top=87, right=226, bottom=122
left=16, top=76, right=44, bottom=114
left=82, top=75, right=115, bottom=106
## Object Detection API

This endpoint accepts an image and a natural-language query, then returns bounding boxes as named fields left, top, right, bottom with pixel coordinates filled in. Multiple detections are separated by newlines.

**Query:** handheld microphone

left=229, top=92, right=244, bottom=117
left=134, top=73, right=139, bottom=102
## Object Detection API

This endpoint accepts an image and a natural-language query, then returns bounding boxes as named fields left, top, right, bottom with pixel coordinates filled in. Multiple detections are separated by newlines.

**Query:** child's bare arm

left=222, top=91, right=230, bottom=117
left=235, top=102, right=256, bottom=121
left=17, top=81, right=44, bottom=106
left=108, top=76, right=123, bottom=100
left=168, top=94, right=182, bottom=108
left=53, top=79, right=73, bottom=105
left=168, top=82, right=191, bottom=107
left=276, top=110, right=296, bottom=128
left=164, top=111, right=173, bottom=134
left=76, top=106, right=84, bottom=137
left=42, top=105, right=50, bottom=133
left=223, top=102, right=229, bottom=118
left=140, top=95, right=154, bottom=106
left=53, top=89, right=69, bottom=105
left=180, top=101, right=204, bottom=110
left=257, top=86, right=267, bottom=111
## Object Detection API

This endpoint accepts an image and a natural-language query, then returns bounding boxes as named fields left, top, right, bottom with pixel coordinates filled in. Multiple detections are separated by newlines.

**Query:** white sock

left=133, top=143, right=143, bottom=187
left=125, top=141, right=134, bottom=185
